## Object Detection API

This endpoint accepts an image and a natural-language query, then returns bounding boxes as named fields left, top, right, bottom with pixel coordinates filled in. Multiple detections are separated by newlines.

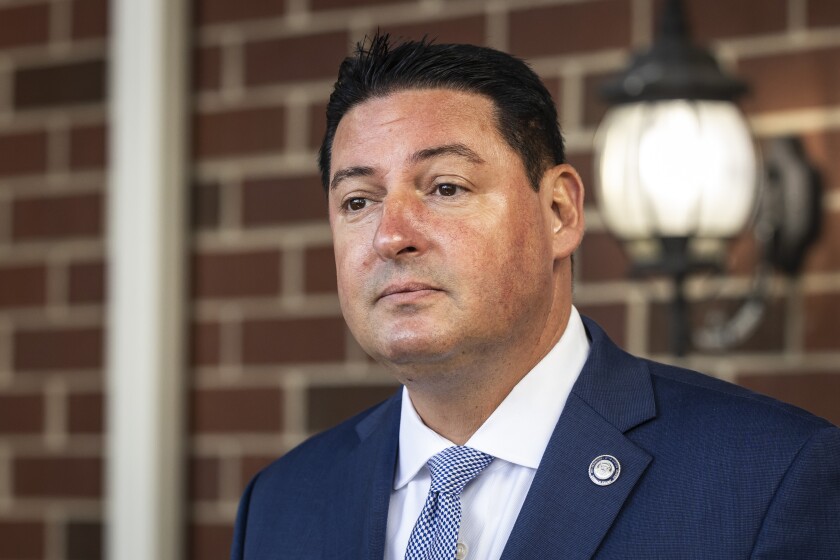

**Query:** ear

left=541, top=163, right=585, bottom=260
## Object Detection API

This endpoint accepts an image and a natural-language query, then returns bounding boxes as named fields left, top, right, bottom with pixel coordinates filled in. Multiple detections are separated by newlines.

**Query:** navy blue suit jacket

left=231, top=317, right=840, bottom=559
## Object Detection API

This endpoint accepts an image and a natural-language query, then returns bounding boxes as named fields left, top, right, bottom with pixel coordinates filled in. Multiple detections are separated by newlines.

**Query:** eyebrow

left=329, top=143, right=485, bottom=191
left=330, top=166, right=375, bottom=191
left=409, top=143, right=485, bottom=166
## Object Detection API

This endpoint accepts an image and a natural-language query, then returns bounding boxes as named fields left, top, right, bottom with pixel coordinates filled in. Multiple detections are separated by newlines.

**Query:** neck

left=400, top=303, right=572, bottom=445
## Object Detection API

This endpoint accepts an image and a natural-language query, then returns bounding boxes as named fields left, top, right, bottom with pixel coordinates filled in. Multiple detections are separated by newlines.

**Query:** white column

left=106, top=0, right=189, bottom=558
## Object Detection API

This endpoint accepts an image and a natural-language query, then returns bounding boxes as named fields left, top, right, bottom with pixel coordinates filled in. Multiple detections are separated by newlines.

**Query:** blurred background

left=0, top=0, right=838, bottom=558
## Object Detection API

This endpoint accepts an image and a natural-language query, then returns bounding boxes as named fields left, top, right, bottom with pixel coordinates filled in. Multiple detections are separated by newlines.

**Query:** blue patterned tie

left=404, top=446, right=494, bottom=560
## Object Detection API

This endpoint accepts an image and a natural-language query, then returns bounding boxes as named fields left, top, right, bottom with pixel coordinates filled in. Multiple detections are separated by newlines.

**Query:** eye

left=435, top=183, right=460, bottom=196
left=343, top=197, right=368, bottom=212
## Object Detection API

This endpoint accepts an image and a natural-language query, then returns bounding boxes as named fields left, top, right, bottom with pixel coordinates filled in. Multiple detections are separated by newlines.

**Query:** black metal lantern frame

left=595, top=0, right=821, bottom=356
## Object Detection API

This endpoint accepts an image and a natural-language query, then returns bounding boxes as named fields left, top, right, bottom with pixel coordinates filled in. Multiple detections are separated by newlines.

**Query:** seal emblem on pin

left=589, top=455, right=621, bottom=486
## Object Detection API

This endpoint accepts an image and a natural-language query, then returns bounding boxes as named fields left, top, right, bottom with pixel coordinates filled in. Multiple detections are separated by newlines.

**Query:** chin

left=371, top=334, right=455, bottom=366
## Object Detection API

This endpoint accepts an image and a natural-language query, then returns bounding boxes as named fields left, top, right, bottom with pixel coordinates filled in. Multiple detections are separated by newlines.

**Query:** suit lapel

left=501, top=318, right=656, bottom=559
left=318, top=390, right=401, bottom=560
left=354, top=391, right=401, bottom=560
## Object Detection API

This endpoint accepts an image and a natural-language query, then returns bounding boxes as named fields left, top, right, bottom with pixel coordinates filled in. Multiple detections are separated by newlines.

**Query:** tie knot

left=427, top=446, right=493, bottom=495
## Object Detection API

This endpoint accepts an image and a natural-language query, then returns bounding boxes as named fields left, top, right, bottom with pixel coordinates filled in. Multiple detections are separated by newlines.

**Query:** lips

left=377, top=282, right=441, bottom=301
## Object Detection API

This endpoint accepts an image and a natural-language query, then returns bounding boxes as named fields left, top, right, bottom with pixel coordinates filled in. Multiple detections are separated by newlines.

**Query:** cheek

left=485, top=213, right=552, bottom=294
left=452, top=222, right=526, bottom=297
left=332, top=232, right=380, bottom=316
left=333, top=250, right=366, bottom=336
left=332, top=239, right=361, bottom=300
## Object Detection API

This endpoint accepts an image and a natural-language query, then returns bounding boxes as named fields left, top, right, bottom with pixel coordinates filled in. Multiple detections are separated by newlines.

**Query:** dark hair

left=317, top=33, right=565, bottom=191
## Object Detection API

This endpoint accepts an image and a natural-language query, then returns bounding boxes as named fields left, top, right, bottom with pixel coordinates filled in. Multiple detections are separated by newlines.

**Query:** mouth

left=377, top=282, right=442, bottom=302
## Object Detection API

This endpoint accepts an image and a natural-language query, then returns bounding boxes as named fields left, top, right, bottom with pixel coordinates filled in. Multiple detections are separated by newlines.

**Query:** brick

left=14, top=327, right=102, bottom=371
left=577, top=231, right=629, bottom=282
left=653, top=0, right=786, bottom=41
left=194, top=0, right=285, bottom=25
left=802, top=130, right=840, bottom=192
left=0, top=394, right=44, bottom=434
left=242, top=317, right=346, bottom=364
left=304, top=245, right=337, bottom=294
left=190, top=387, right=282, bottom=433
left=191, top=183, right=221, bottom=229
left=309, top=101, right=327, bottom=151
left=190, top=457, right=220, bottom=500
left=241, top=175, right=327, bottom=226
left=384, top=15, right=486, bottom=46
left=726, top=229, right=760, bottom=277
left=14, top=59, right=106, bottom=109
left=240, top=455, right=276, bottom=487
left=67, top=392, right=103, bottom=433
left=194, top=46, right=221, bottom=92
left=803, top=210, right=840, bottom=273
left=71, top=0, right=108, bottom=39
left=738, top=47, right=840, bottom=114
left=510, top=0, right=631, bottom=58
left=0, top=520, right=44, bottom=559
left=648, top=297, right=786, bottom=354
left=803, top=293, right=840, bottom=351
left=192, top=249, right=281, bottom=299
left=0, top=130, right=48, bottom=177
left=193, top=107, right=285, bottom=159
left=190, top=322, right=220, bottom=366
left=809, top=0, right=840, bottom=28
left=731, top=296, right=789, bottom=352
left=311, top=0, right=408, bottom=10
left=189, top=524, right=234, bottom=560
left=65, top=521, right=102, bottom=560
left=738, top=372, right=840, bottom=426
left=307, top=384, right=397, bottom=432
left=244, top=32, right=349, bottom=86
left=14, top=457, right=102, bottom=498
left=69, top=124, right=106, bottom=170
left=12, top=192, right=103, bottom=240
left=68, top=260, right=106, bottom=304
left=0, top=264, right=47, bottom=309
left=0, top=4, right=49, bottom=48
left=566, top=151, right=595, bottom=206
left=583, top=72, right=612, bottom=128
left=577, top=303, right=627, bottom=347
left=545, top=76, right=563, bottom=121
left=0, top=199, right=7, bottom=243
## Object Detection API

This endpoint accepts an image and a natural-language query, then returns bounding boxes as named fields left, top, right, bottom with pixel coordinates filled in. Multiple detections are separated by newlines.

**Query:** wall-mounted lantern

left=593, top=0, right=821, bottom=356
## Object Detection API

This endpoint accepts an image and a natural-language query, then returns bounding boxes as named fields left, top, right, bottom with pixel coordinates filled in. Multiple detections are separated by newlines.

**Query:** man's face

left=328, top=89, right=566, bottom=374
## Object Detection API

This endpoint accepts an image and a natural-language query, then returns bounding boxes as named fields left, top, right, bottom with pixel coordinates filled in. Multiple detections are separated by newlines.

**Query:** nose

left=372, top=192, right=427, bottom=261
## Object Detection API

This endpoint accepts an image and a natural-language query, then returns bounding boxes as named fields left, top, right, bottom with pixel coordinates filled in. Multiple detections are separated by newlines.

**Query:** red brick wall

left=0, top=0, right=108, bottom=557
left=2, top=0, right=840, bottom=558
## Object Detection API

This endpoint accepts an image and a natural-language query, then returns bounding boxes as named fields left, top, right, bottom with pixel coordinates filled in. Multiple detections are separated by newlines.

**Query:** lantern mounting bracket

left=601, top=0, right=746, bottom=104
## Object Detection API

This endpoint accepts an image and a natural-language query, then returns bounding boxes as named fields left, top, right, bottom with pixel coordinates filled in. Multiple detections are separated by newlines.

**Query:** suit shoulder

left=645, top=359, right=834, bottom=434
left=253, top=390, right=399, bottom=485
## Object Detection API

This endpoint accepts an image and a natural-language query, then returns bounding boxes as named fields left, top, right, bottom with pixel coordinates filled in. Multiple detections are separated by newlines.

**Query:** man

left=231, top=35, right=840, bottom=559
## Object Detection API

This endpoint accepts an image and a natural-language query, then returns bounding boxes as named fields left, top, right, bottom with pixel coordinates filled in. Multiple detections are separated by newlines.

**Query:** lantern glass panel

left=594, top=100, right=758, bottom=240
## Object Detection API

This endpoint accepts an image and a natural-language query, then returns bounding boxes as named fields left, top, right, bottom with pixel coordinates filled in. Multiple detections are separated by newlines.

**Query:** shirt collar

left=394, top=307, right=590, bottom=489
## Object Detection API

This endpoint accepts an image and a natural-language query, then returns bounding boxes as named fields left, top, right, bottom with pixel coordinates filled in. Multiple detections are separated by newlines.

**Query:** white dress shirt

left=384, top=307, right=590, bottom=560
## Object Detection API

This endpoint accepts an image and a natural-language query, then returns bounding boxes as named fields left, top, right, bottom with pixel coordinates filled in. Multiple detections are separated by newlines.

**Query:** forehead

left=344, top=88, right=497, bottom=129
left=331, top=89, right=506, bottom=166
